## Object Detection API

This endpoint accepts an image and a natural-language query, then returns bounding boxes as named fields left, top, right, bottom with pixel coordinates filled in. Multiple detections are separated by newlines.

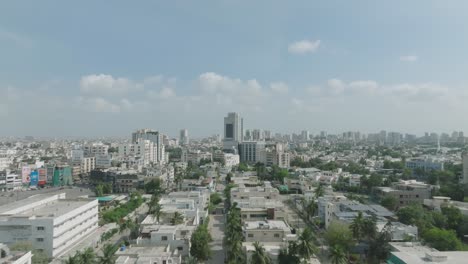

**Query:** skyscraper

left=223, top=112, right=243, bottom=153
left=180, top=129, right=189, bottom=145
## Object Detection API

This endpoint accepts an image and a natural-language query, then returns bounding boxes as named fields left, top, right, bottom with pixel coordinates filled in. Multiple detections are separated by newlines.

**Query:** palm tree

left=329, top=245, right=347, bottom=264
left=170, top=212, right=184, bottom=225
left=362, top=215, right=377, bottom=241
left=99, top=244, right=118, bottom=264
left=119, top=218, right=136, bottom=241
left=80, top=248, right=96, bottom=264
left=350, top=212, right=365, bottom=242
left=153, top=203, right=163, bottom=223
left=305, top=199, right=317, bottom=222
left=250, top=242, right=271, bottom=264
left=297, top=228, right=316, bottom=261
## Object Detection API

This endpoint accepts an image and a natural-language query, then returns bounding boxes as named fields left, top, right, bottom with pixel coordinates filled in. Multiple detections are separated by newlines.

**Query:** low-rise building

left=243, top=220, right=296, bottom=243
left=0, top=193, right=98, bottom=258
left=230, top=182, right=280, bottom=201
left=116, top=245, right=182, bottom=264
left=136, top=225, right=196, bottom=257
left=388, top=242, right=468, bottom=264
left=0, top=243, right=32, bottom=264
left=373, top=180, right=433, bottom=207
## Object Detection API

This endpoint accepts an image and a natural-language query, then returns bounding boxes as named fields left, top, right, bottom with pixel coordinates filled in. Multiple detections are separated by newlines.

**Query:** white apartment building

left=0, top=193, right=98, bottom=258
left=6, top=173, right=22, bottom=191
left=180, top=149, right=212, bottom=164
left=243, top=220, right=296, bottom=243
left=81, top=156, right=96, bottom=174
left=136, top=225, right=196, bottom=257
left=131, top=129, right=165, bottom=164
left=230, top=182, right=280, bottom=201
left=116, top=245, right=182, bottom=264
left=0, top=149, right=12, bottom=171
left=83, top=143, right=109, bottom=156
left=119, top=140, right=156, bottom=166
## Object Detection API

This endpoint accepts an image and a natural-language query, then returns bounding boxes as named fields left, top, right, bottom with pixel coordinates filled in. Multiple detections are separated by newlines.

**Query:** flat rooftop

left=244, top=220, right=289, bottom=230
left=389, top=242, right=468, bottom=264
left=17, top=200, right=91, bottom=218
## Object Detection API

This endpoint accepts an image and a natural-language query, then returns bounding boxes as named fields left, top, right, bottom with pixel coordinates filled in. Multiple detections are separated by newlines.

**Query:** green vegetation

left=144, top=178, right=163, bottom=195
left=190, top=219, right=213, bottom=262
left=101, top=228, right=118, bottom=242
left=99, top=244, right=118, bottom=264
left=250, top=242, right=272, bottom=264
left=63, top=248, right=97, bottom=264
left=101, top=192, right=143, bottom=224
left=225, top=202, right=244, bottom=263
left=396, top=203, right=468, bottom=251
left=170, top=211, right=185, bottom=225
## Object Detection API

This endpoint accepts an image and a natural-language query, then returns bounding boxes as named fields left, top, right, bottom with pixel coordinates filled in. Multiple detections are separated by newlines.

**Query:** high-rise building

left=223, top=112, right=243, bottom=153
left=131, top=129, right=165, bottom=163
left=179, top=129, right=189, bottom=146
left=462, top=152, right=468, bottom=184
left=252, top=129, right=263, bottom=141
left=301, top=130, right=310, bottom=141
left=239, top=141, right=266, bottom=164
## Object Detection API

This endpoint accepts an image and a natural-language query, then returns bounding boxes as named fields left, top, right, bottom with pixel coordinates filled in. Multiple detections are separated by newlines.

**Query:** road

left=207, top=215, right=226, bottom=264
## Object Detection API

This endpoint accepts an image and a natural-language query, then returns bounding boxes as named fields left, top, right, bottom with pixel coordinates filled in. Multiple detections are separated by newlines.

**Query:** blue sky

left=1, top=0, right=468, bottom=137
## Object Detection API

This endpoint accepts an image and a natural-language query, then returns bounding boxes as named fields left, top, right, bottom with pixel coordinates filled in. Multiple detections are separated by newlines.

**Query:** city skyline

left=2, top=1, right=468, bottom=137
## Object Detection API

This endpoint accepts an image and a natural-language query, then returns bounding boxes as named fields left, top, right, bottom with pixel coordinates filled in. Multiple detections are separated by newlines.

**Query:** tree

left=250, top=242, right=272, bottom=264
left=350, top=212, right=365, bottom=242
left=380, top=196, right=398, bottom=211
left=278, top=242, right=301, bottom=264
left=80, top=248, right=97, bottom=264
left=441, top=206, right=463, bottom=232
left=325, top=221, right=354, bottom=251
left=99, top=244, right=118, bottom=264
left=368, top=221, right=392, bottom=262
left=304, top=199, right=318, bottom=222
left=328, top=245, right=347, bottom=264
left=95, top=184, right=104, bottom=197
left=422, top=228, right=462, bottom=251
left=297, top=228, right=316, bottom=261
left=171, top=212, right=184, bottom=225
left=63, top=255, right=80, bottom=264
left=362, top=215, right=378, bottom=241
left=119, top=218, right=136, bottom=241
left=190, top=223, right=212, bottom=262
left=144, top=179, right=163, bottom=195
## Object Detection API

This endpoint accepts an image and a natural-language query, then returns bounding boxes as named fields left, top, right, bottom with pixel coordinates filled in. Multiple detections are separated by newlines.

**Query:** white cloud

left=76, top=97, right=121, bottom=113
left=80, top=74, right=142, bottom=96
left=386, top=83, right=448, bottom=101
left=270, top=82, right=289, bottom=94
left=288, top=40, right=321, bottom=54
left=348, top=80, right=379, bottom=95
left=400, top=55, right=418, bottom=62
left=327, top=79, right=345, bottom=95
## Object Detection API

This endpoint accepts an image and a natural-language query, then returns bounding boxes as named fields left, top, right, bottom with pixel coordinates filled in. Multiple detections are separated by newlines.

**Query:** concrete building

left=405, top=157, right=444, bottom=171
left=119, top=139, right=158, bottom=166
left=83, top=143, right=109, bottom=156
left=179, top=129, right=189, bottom=146
left=230, top=182, right=280, bottom=201
left=116, top=245, right=182, bottom=264
left=95, top=154, right=111, bottom=169
left=387, top=242, right=468, bottom=264
left=424, top=196, right=468, bottom=216
left=223, top=112, right=243, bottom=153
left=0, top=193, right=98, bottom=258
left=131, top=129, right=165, bottom=164
left=243, top=220, right=296, bottom=243
left=462, top=152, right=468, bottom=184
left=239, top=141, right=266, bottom=164
left=373, top=180, right=433, bottom=207
left=81, top=156, right=96, bottom=174
left=180, top=149, right=212, bottom=165
left=136, top=225, right=196, bottom=257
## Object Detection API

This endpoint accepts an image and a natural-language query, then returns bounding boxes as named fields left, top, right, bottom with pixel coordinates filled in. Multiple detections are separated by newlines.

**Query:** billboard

left=22, top=166, right=31, bottom=183
left=38, top=168, right=47, bottom=186
left=30, top=171, right=38, bottom=186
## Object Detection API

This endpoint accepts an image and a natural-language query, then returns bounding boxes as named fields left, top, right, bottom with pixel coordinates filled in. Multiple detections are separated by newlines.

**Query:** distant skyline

left=2, top=1, right=468, bottom=137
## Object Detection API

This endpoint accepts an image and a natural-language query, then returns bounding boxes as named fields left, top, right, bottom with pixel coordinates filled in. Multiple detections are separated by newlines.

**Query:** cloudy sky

left=1, top=0, right=468, bottom=138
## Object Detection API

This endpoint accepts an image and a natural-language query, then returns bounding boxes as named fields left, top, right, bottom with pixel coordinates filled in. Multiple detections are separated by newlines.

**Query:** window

left=162, top=236, right=168, bottom=241
left=416, top=195, right=419, bottom=198
left=400, top=195, right=403, bottom=198
left=274, top=234, right=280, bottom=238
left=36, top=238, right=44, bottom=242
left=37, top=226, right=45, bottom=231
left=248, top=234, right=254, bottom=238
left=181, top=231, right=187, bottom=236
left=177, top=246, right=183, bottom=251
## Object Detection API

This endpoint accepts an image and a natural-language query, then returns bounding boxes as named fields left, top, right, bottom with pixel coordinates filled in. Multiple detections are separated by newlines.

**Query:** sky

left=1, top=0, right=468, bottom=138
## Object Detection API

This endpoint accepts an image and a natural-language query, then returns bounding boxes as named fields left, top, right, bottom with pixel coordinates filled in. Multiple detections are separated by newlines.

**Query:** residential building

left=83, top=143, right=109, bottom=156
left=115, top=245, right=182, bottom=264
left=131, top=129, right=165, bottom=164
left=387, top=242, right=468, bottom=264
left=373, top=180, right=433, bottom=207
left=95, top=154, right=111, bottom=169
left=0, top=193, right=98, bottom=258
left=230, top=182, right=280, bottom=201
left=243, top=220, right=296, bottom=243
left=81, top=156, right=96, bottom=174
left=136, top=224, right=196, bottom=257
left=405, top=157, right=444, bottom=171
left=180, top=149, right=212, bottom=165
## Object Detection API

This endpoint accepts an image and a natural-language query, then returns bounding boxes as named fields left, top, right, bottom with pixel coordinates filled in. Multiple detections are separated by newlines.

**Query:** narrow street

left=207, top=215, right=226, bottom=264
